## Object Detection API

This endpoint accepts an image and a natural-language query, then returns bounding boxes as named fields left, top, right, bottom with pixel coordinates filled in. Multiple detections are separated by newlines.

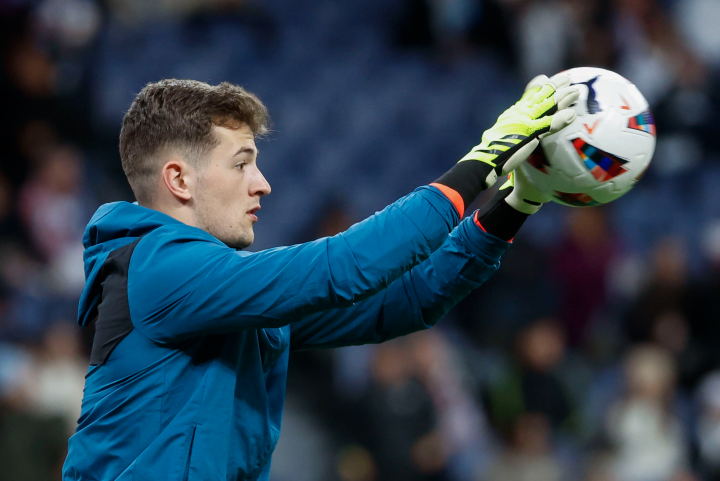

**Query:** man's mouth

left=247, top=206, right=260, bottom=221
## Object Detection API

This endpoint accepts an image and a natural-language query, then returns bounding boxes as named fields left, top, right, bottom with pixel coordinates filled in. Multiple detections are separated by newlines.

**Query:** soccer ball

left=519, top=67, right=656, bottom=207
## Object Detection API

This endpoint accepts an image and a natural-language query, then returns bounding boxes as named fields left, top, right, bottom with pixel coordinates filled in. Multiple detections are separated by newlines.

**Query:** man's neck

left=142, top=200, right=198, bottom=229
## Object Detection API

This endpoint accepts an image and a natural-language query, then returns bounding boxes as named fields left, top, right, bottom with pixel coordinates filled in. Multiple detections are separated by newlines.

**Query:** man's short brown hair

left=119, top=79, right=269, bottom=204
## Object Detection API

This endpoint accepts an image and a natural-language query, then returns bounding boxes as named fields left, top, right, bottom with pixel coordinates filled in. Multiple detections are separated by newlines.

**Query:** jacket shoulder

left=139, top=223, right=226, bottom=246
left=129, top=223, right=238, bottom=284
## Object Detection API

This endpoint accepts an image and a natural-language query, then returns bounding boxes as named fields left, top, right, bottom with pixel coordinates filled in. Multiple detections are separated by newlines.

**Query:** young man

left=63, top=76, right=578, bottom=481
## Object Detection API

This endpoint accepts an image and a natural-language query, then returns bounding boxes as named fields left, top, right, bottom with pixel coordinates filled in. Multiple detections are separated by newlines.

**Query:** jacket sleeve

left=289, top=215, right=511, bottom=350
left=127, top=186, right=460, bottom=343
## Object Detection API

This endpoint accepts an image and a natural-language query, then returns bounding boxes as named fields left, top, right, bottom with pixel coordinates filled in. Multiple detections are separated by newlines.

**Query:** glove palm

left=500, top=167, right=552, bottom=214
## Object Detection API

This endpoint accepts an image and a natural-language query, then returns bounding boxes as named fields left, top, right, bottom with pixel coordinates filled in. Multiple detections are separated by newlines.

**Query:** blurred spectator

left=0, top=172, right=27, bottom=245
left=623, top=238, right=709, bottom=388
left=0, top=342, right=68, bottom=481
left=697, top=372, right=720, bottom=480
left=511, top=0, right=618, bottom=79
left=685, top=221, right=720, bottom=372
left=607, top=345, right=688, bottom=481
left=19, top=144, right=85, bottom=261
left=34, top=0, right=102, bottom=51
left=4, top=30, right=57, bottom=99
left=354, top=331, right=487, bottom=481
left=0, top=241, right=47, bottom=341
left=17, top=120, right=61, bottom=172
left=625, top=237, right=689, bottom=343
left=485, top=413, right=565, bottom=481
left=0, top=14, right=59, bottom=187
left=614, top=0, right=707, bottom=106
left=487, top=318, right=575, bottom=436
left=18, top=143, right=91, bottom=293
left=515, top=0, right=576, bottom=79
left=359, top=338, right=442, bottom=481
left=337, top=445, right=377, bottom=481
left=27, top=321, right=86, bottom=434
left=650, top=310, right=708, bottom=391
left=409, top=330, right=493, bottom=480
left=583, top=452, right=616, bottom=481
left=554, top=208, right=616, bottom=346
left=677, top=0, right=720, bottom=68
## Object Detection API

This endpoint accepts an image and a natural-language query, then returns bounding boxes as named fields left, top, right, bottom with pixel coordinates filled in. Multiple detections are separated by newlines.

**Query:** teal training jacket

left=62, top=185, right=510, bottom=481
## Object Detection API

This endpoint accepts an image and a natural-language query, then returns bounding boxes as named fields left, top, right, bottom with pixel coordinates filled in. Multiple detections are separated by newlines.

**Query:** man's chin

left=225, top=230, right=254, bottom=249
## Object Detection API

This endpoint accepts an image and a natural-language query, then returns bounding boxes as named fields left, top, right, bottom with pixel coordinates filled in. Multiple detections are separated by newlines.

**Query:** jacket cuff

left=420, top=185, right=461, bottom=227
left=429, top=183, right=465, bottom=217
left=455, top=214, right=512, bottom=264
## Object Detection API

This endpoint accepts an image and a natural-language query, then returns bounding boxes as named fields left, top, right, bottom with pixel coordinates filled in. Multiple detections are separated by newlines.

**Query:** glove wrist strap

left=475, top=188, right=530, bottom=241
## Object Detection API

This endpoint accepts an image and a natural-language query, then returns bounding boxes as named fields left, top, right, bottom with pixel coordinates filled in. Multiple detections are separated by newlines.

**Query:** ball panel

left=552, top=191, right=601, bottom=207
left=588, top=182, right=626, bottom=203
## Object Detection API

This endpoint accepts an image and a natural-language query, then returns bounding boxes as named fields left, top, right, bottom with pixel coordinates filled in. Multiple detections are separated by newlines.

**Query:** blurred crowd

left=1, top=0, right=719, bottom=480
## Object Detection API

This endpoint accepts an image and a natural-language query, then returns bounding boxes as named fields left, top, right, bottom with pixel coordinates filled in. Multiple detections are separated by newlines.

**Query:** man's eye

left=236, top=162, right=246, bottom=171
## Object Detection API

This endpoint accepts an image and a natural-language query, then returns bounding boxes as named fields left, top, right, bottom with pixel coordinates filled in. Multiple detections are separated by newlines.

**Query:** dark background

left=1, top=0, right=719, bottom=480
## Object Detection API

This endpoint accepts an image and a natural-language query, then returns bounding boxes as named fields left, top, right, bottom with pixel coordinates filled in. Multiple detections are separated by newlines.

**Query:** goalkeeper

left=63, top=75, right=578, bottom=481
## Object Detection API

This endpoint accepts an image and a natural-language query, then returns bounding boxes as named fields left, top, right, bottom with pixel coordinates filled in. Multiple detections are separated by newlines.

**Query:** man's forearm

left=289, top=215, right=511, bottom=350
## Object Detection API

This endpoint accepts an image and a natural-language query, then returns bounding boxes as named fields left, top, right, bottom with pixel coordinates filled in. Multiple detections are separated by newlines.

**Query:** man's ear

left=161, top=157, right=193, bottom=202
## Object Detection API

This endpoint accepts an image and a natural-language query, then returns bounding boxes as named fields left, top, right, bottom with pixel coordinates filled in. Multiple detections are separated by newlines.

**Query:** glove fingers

left=534, top=83, right=557, bottom=104
left=524, top=74, right=550, bottom=94
left=556, top=86, right=580, bottom=111
left=533, top=94, right=558, bottom=119
left=524, top=74, right=572, bottom=107
left=530, top=115, right=553, bottom=134
left=534, top=86, right=579, bottom=119
left=470, top=73, right=577, bottom=181
left=548, top=73, right=571, bottom=90
left=501, top=138, right=539, bottom=175
left=542, top=109, right=577, bottom=138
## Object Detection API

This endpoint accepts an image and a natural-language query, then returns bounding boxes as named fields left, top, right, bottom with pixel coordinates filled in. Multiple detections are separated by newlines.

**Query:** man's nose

left=251, top=170, right=271, bottom=197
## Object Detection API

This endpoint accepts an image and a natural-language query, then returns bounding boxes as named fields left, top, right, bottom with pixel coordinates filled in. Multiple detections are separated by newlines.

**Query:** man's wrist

left=456, top=214, right=513, bottom=261
left=433, top=160, right=495, bottom=210
left=474, top=188, right=530, bottom=241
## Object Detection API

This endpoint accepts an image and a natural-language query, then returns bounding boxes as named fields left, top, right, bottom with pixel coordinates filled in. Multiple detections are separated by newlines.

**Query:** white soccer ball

left=519, top=67, right=656, bottom=207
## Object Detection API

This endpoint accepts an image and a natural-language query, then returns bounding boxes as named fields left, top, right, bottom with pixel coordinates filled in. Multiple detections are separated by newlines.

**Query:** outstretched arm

left=289, top=215, right=511, bottom=350
left=127, top=76, right=576, bottom=343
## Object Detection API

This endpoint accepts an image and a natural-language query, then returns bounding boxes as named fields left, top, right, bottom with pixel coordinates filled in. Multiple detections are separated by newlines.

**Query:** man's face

left=192, top=124, right=271, bottom=249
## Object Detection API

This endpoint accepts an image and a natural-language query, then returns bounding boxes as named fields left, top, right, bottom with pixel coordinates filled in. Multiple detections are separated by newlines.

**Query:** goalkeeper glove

left=500, top=166, right=552, bottom=214
left=460, top=73, right=579, bottom=188
left=432, top=73, right=578, bottom=218
left=472, top=166, right=554, bottom=241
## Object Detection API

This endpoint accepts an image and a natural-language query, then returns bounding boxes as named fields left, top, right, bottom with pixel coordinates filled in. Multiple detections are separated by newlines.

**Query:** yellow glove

left=460, top=73, right=579, bottom=188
